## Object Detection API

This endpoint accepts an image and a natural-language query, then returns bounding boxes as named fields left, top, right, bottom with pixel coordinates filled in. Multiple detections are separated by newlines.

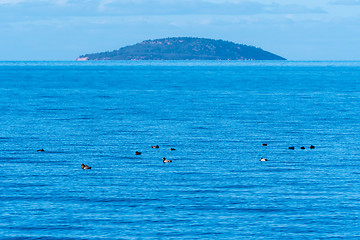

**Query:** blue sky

left=0, top=0, right=359, bottom=60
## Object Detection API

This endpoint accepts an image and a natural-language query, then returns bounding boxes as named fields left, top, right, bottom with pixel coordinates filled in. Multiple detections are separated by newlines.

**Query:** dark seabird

left=163, top=157, right=172, bottom=163
left=81, top=164, right=91, bottom=170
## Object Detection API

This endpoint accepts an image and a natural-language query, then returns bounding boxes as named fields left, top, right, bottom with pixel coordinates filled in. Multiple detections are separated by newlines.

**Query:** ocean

left=0, top=61, right=359, bottom=239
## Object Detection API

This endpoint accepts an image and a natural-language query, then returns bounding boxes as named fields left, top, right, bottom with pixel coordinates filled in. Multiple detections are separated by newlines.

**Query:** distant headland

left=77, top=37, right=286, bottom=61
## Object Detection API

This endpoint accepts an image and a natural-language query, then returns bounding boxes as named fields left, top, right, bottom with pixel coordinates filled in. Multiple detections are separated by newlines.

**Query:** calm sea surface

left=0, top=61, right=360, bottom=239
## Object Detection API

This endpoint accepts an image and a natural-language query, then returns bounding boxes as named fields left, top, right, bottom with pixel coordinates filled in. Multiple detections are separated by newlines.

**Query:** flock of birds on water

left=260, top=143, right=315, bottom=161
left=135, top=145, right=175, bottom=163
left=36, top=143, right=316, bottom=170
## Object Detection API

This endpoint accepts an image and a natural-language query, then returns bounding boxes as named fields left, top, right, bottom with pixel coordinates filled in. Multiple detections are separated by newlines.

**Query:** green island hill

left=76, top=37, right=286, bottom=61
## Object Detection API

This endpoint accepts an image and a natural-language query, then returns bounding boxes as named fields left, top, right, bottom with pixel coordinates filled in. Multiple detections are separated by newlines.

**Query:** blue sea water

left=0, top=61, right=359, bottom=239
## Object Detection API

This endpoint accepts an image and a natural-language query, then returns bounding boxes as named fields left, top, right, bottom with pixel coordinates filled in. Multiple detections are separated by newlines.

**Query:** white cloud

left=0, top=0, right=327, bottom=16
left=331, top=0, right=360, bottom=6
left=331, top=0, right=360, bottom=5
left=0, top=0, right=27, bottom=4
left=56, top=0, right=68, bottom=6
left=0, top=0, right=69, bottom=5
left=98, top=0, right=116, bottom=11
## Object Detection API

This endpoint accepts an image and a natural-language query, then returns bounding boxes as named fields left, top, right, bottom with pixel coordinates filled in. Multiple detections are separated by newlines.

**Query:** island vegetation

left=77, top=37, right=286, bottom=61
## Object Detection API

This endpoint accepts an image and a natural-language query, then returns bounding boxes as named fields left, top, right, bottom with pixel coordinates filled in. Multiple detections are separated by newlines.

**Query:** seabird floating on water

left=81, top=164, right=91, bottom=170
left=163, top=157, right=172, bottom=163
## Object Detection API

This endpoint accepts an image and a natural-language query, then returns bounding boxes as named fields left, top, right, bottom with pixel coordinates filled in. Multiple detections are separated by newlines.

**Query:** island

left=77, top=37, right=286, bottom=61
